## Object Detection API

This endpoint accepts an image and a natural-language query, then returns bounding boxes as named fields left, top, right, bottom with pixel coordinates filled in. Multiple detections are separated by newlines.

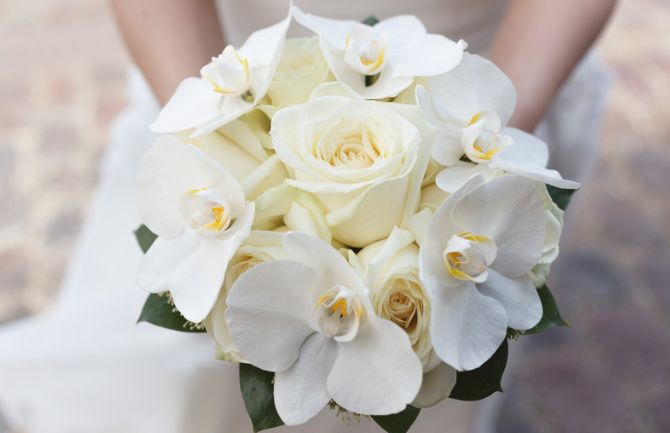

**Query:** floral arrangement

left=134, top=5, right=578, bottom=432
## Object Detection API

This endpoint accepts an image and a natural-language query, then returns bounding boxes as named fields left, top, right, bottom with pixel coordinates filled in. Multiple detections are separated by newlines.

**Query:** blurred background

left=0, top=0, right=668, bottom=432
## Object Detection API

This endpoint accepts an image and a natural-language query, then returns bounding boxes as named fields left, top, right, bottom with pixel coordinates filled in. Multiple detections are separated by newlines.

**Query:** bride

left=0, top=0, right=615, bottom=432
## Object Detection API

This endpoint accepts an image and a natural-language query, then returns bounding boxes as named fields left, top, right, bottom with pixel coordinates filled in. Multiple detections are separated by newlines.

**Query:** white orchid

left=419, top=175, right=545, bottom=371
left=136, top=136, right=254, bottom=322
left=150, top=10, right=291, bottom=137
left=416, top=53, right=579, bottom=190
left=225, top=232, right=422, bottom=424
left=293, top=6, right=465, bottom=99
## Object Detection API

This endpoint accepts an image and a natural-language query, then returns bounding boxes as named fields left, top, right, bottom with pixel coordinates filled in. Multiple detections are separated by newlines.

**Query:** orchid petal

left=168, top=236, right=238, bottom=323
left=328, top=317, right=422, bottom=415
left=452, top=176, right=545, bottom=277
left=374, top=15, right=426, bottom=53
left=225, top=260, right=317, bottom=372
left=136, top=232, right=199, bottom=293
left=389, top=36, right=464, bottom=78
left=420, top=175, right=485, bottom=281
left=497, top=127, right=549, bottom=167
left=478, top=269, right=542, bottom=331
left=422, top=53, right=516, bottom=127
left=493, top=128, right=580, bottom=189
left=426, top=275, right=507, bottom=371
left=282, top=232, right=365, bottom=298
left=150, top=78, right=221, bottom=134
left=137, top=137, right=236, bottom=238
left=274, top=333, right=338, bottom=425
left=292, top=6, right=354, bottom=50
left=322, top=50, right=414, bottom=99
left=434, top=163, right=488, bottom=194
left=191, top=96, right=254, bottom=137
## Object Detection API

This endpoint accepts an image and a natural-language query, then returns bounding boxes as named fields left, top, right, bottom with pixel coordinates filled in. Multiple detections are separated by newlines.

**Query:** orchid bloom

left=150, top=10, right=291, bottom=137
left=225, top=232, right=422, bottom=424
left=416, top=53, right=580, bottom=191
left=136, top=136, right=254, bottom=323
left=293, top=6, right=464, bottom=99
left=420, top=175, right=545, bottom=371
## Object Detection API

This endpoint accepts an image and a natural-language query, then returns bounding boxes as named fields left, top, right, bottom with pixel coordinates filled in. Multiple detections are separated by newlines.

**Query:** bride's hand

left=110, top=0, right=226, bottom=105
left=490, top=0, right=617, bottom=132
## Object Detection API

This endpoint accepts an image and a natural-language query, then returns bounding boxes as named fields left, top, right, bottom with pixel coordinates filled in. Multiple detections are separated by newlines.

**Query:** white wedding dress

left=0, top=0, right=610, bottom=432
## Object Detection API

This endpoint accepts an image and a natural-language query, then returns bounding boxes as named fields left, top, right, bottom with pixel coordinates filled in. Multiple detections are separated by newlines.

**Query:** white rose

left=267, top=37, right=332, bottom=107
left=251, top=182, right=332, bottom=243
left=531, top=185, right=565, bottom=287
left=181, top=110, right=287, bottom=200
left=271, top=83, right=433, bottom=247
left=419, top=183, right=449, bottom=213
left=358, top=228, right=437, bottom=371
left=206, top=230, right=284, bottom=362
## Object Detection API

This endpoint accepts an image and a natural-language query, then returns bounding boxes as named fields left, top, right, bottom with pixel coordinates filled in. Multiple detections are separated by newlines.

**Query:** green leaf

left=523, top=284, right=569, bottom=335
left=239, top=364, right=284, bottom=432
left=365, top=73, right=381, bottom=87
left=134, top=224, right=157, bottom=253
left=449, top=340, right=508, bottom=401
left=547, top=185, right=576, bottom=211
left=137, top=293, right=205, bottom=333
left=362, top=15, right=380, bottom=26
left=373, top=406, right=421, bottom=433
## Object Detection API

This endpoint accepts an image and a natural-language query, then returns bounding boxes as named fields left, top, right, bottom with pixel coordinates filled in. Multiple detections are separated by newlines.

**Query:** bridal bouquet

left=133, top=5, right=578, bottom=432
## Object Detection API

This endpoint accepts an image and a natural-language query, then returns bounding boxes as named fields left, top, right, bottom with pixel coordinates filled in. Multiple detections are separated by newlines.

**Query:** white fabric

left=0, top=0, right=610, bottom=431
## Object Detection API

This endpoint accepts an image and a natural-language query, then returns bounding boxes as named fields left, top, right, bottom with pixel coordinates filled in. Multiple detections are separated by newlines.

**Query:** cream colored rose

left=250, top=182, right=332, bottom=243
left=271, top=83, right=433, bottom=247
left=419, top=183, right=449, bottom=213
left=206, top=230, right=284, bottom=362
left=357, top=228, right=438, bottom=371
left=266, top=37, right=332, bottom=107
left=531, top=185, right=565, bottom=287
left=181, top=110, right=286, bottom=200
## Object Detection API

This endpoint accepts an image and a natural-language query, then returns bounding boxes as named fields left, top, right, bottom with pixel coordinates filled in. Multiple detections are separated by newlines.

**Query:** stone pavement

left=0, top=0, right=669, bottom=432
left=494, top=1, right=670, bottom=432
left=0, top=0, right=128, bottom=321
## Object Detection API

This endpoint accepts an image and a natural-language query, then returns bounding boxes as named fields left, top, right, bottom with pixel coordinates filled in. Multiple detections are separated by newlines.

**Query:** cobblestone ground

left=0, top=0, right=128, bottom=321
left=0, top=0, right=669, bottom=432
left=495, top=1, right=670, bottom=432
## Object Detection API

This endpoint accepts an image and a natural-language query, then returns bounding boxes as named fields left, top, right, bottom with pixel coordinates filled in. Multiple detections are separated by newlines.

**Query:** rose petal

left=412, top=362, right=458, bottom=408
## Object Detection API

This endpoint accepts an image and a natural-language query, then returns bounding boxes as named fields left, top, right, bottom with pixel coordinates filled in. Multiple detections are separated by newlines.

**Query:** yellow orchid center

left=314, top=286, right=365, bottom=339
left=462, top=111, right=511, bottom=163
left=185, top=187, right=234, bottom=233
left=204, top=205, right=231, bottom=231
left=443, top=232, right=497, bottom=282
left=201, top=46, right=252, bottom=97
left=344, top=27, right=388, bottom=76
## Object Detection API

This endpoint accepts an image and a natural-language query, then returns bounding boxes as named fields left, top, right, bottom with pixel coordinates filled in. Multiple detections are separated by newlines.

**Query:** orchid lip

left=442, top=231, right=497, bottom=283
left=181, top=187, right=237, bottom=235
left=312, top=285, right=365, bottom=342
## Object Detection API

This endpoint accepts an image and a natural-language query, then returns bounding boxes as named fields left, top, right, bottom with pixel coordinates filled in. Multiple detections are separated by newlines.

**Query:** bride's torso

left=217, top=0, right=510, bottom=54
